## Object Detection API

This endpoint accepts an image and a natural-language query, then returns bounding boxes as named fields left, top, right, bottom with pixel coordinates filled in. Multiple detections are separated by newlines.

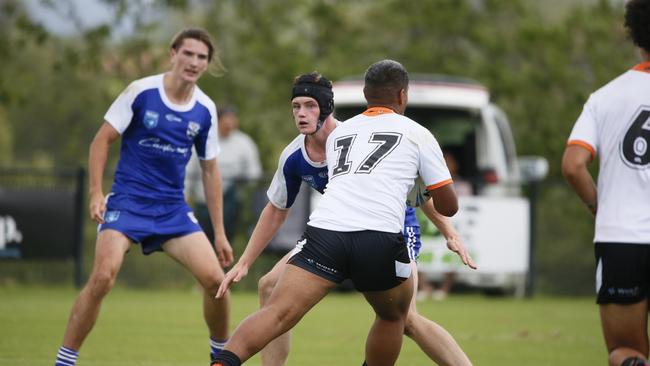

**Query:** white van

left=331, top=75, right=547, bottom=296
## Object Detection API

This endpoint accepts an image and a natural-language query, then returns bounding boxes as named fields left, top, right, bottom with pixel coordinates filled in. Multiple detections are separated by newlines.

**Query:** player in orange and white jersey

left=562, top=1, right=650, bottom=365
left=212, top=60, right=458, bottom=366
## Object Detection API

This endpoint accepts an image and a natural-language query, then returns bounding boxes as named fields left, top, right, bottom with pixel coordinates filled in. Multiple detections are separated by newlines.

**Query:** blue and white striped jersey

left=104, top=73, right=219, bottom=201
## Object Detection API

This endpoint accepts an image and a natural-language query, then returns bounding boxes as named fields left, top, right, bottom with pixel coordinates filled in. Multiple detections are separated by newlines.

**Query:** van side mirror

left=517, top=156, right=549, bottom=183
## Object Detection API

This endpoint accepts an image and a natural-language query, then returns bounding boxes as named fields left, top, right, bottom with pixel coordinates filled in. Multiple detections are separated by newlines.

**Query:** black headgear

left=291, top=75, right=334, bottom=134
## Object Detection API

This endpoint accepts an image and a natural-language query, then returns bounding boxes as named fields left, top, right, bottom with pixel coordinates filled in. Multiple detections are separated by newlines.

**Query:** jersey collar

left=632, top=62, right=650, bottom=73
left=363, top=106, right=395, bottom=116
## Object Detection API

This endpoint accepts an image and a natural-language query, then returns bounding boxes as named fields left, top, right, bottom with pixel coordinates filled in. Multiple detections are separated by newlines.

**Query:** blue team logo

left=186, top=121, right=201, bottom=140
left=143, top=110, right=159, bottom=129
left=104, top=210, right=121, bottom=223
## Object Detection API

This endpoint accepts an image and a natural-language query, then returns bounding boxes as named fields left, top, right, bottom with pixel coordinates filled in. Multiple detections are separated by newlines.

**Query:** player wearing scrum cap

left=213, top=60, right=470, bottom=366
left=220, top=72, right=474, bottom=365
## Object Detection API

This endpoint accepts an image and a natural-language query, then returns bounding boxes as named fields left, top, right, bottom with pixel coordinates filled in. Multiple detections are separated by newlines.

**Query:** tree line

left=0, top=0, right=635, bottom=293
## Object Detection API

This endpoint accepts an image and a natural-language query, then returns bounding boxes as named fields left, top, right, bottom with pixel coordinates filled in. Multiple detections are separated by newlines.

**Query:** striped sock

left=210, top=337, right=228, bottom=360
left=54, top=346, right=78, bottom=366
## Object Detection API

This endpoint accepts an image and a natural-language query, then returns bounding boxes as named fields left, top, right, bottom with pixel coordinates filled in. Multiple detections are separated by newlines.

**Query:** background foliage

left=0, top=0, right=636, bottom=294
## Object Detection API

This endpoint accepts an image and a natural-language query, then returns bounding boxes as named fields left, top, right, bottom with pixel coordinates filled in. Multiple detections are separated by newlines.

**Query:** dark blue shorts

left=404, top=225, right=421, bottom=262
left=99, top=193, right=202, bottom=255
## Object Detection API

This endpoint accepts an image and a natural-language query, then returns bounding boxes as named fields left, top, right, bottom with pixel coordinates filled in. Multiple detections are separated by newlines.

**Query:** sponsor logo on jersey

left=138, top=138, right=190, bottom=156
left=165, top=114, right=183, bottom=123
left=143, top=110, right=159, bottom=129
left=318, top=171, right=328, bottom=178
left=187, top=121, right=201, bottom=140
left=104, top=210, right=121, bottom=223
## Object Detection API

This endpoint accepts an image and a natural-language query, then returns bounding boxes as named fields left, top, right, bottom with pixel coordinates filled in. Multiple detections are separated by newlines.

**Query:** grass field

left=0, top=286, right=605, bottom=365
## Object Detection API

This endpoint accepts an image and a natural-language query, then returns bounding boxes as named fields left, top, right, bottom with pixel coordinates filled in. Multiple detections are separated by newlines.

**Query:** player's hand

left=447, top=236, right=477, bottom=270
left=88, top=191, right=106, bottom=224
left=214, top=233, right=234, bottom=268
left=216, top=262, right=248, bottom=298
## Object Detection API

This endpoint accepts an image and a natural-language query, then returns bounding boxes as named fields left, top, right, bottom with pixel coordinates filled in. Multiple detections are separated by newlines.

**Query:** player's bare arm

left=87, top=122, right=121, bottom=224
left=216, top=202, right=289, bottom=298
left=428, top=184, right=458, bottom=217
left=420, top=199, right=477, bottom=269
left=561, top=145, right=597, bottom=215
left=200, top=158, right=234, bottom=266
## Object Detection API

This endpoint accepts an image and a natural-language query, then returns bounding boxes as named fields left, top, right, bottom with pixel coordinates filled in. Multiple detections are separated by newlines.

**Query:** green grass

left=0, top=286, right=605, bottom=365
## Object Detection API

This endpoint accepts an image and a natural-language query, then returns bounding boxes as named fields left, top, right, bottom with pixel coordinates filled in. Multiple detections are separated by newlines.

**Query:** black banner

left=0, top=167, right=85, bottom=287
left=0, top=188, right=77, bottom=259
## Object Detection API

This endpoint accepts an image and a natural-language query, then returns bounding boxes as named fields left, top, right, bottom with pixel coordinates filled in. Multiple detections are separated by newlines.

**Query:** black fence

left=0, top=167, right=85, bottom=287
left=0, top=169, right=595, bottom=296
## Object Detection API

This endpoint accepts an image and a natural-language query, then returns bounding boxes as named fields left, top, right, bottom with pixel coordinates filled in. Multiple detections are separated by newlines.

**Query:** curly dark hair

left=625, top=0, right=650, bottom=53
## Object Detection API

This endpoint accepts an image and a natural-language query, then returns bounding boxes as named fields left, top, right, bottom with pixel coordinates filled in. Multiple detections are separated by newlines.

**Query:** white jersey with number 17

left=568, top=62, right=650, bottom=243
left=308, top=107, right=452, bottom=233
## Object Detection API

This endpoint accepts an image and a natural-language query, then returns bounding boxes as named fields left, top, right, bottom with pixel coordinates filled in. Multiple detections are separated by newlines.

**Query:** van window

left=334, top=106, right=481, bottom=179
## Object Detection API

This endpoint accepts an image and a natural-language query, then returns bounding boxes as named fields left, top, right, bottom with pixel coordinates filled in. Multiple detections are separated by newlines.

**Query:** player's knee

left=86, top=270, right=117, bottom=297
left=373, top=302, right=410, bottom=323
left=258, top=273, right=277, bottom=303
left=403, top=313, right=418, bottom=337
left=202, top=276, right=223, bottom=296
left=375, top=309, right=407, bottom=322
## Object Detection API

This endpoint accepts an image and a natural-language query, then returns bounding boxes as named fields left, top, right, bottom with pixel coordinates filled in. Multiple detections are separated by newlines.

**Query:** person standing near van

left=186, top=106, right=262, bottom=242
left=562, top=1, right=650, bottom=365
left=53, top=28, right=233, bottom=366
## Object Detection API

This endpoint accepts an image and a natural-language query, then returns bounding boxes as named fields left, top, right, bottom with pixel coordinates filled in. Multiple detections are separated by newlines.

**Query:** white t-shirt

left=309, top=107, right=452, bottom=233
left=217, top=130, right=262, bottom=190
left=186, top=129, right=261, bottom=203
left=568, top=62, right=650, bottom=243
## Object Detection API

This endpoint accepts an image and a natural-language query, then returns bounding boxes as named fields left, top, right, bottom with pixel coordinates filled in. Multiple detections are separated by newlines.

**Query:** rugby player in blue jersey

left=216, top=72, right=475, bottom=366
left=54, top=28, right=233, bottom=366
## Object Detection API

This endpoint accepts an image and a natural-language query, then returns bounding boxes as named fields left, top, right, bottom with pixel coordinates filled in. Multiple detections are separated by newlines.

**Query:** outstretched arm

left=420, top=199, right=477, bottom=269
left=216, top=202, right=289, bottom=297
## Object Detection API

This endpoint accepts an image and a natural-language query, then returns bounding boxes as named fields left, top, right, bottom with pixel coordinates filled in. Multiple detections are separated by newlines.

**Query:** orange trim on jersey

left=567, top=140, right=596, bottom=160
left=363, top=107, right=396, bottom=116
left=632, top=62, right=650, bottom=73
left=427, top=179, right=453, bottom=191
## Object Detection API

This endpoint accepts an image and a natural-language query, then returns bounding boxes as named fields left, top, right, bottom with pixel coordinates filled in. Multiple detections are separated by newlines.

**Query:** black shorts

left=595, top=242, right=650, bottom=304
left=287, top=225, right=411, bottom=292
